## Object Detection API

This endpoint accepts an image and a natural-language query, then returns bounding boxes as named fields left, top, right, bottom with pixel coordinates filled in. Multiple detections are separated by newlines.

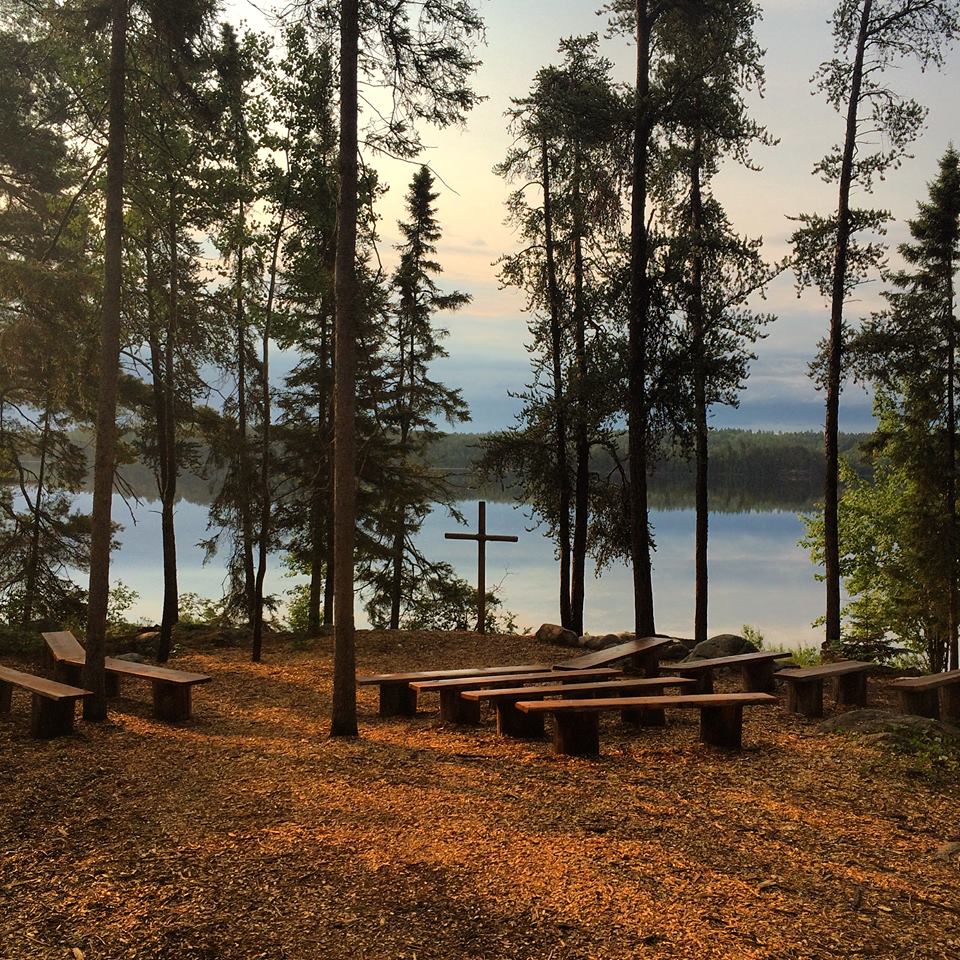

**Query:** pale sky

left=232, top=0, right=960, bottom=432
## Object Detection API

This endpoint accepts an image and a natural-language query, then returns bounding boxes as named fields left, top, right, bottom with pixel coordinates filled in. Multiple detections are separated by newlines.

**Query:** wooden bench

left=515, top=693, right=778, bottom=755
left=661, top=651, right=793, bottom=693
left=42, top=631, right=211, bottom=722
left=554, top=636, right=670, bottom=677
left=357, top=663, right=549, bottom=718
left=0, top=665, right=92, bottom=738
left=461, top=676, right=699, bottom=738
left=889, top=669, right=960, bottom=723
left=410, top=667, right=623, bottom=724
left=775, top=660, right=872, bottom=718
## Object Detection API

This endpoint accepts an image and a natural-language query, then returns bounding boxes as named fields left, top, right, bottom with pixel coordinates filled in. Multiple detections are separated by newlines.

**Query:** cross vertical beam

left=444, top=500, right=518, bottom=633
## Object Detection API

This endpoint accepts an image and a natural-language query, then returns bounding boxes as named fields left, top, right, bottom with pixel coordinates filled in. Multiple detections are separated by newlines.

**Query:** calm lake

left=87, top=493, right=826, bottom=649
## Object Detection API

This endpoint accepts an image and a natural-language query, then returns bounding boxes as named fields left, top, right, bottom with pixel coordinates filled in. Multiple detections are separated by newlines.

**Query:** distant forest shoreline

left=79, top=428, right=869, bottom=513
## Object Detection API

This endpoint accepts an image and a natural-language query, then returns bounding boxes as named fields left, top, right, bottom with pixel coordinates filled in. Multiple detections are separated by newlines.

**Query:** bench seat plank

left=553, top=636, right=670, bottom=676
left=0, top=665, right=92, bottom=738
left=515, top=693, right=777, bottom=755
left=662, top=651, right=792, bottom=693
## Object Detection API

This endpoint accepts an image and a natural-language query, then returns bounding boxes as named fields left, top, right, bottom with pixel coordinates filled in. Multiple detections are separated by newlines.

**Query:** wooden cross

left=444, top=500, right=518, bottom=634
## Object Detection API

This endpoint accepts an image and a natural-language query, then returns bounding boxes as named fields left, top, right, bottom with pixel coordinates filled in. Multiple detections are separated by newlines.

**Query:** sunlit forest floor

left=2, top=631, right=959, bottom=960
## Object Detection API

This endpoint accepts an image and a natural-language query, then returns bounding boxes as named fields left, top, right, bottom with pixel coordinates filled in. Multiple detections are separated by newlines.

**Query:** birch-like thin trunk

left=84, top=0, right=127, bottom=721
left=824, top=0, right=872, bottom=650
left=541, top=135, right=573, bottom=630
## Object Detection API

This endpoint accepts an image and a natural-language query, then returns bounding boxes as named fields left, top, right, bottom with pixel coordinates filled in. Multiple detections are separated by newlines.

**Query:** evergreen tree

left=791, top=0, right=960, bottom=651
left=366, top=165, right=469, bottom=630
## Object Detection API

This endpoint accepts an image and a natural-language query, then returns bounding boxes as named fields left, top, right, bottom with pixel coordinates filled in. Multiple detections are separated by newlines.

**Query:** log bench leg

left=496, top=698, right=545, bottom=739
left=551, top=711, right=599, bottom=756
left=939, top=684, right=960, bottom=724
left=53, top=661, right=82, bottom=687
left=30, top=695, right=76, bottom=738
left=897, top=688, right=940, bottom=720
left=741, top=660, right=776, bottom=693
left=634, top=651, right=660, bottom=678
left=438, top=689, right=480, bottom=725
left=786, top=679, right=824, bottom=718
left=379, top=681, right=417, bottom=718
left=621, top=706, right=666, bottom=728
left=152, top=682, right=192, bottom=722
left=835, top=671, right=867, bottom=707
left=105, top=673, right=121, bottom=698
left=690, top=670, right=714, bottom=695
left=0, top=680, right=11, bottom=715
left=700, top=705, right=743, bottom=749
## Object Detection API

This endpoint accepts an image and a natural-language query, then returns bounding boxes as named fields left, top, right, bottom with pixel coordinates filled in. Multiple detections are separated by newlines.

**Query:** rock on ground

left=535, top=623, right=578, bottom=647
left=819, top=709, right=960, bottom=753
left=685, top=633, right=757, bottom=662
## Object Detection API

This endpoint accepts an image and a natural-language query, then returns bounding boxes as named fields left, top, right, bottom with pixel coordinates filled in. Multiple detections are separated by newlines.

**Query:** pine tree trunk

left=541, top=136, right=573, bottom=630
left=21, top=397, right=51, bottom=626
left=628, top=0, right=656, bottom=637
left=571, top=144, right=588, bottom=636
left=946, top=255, right=958, bottom=671
left=689, top=137, right=709, bottom=646
left=157, top=183, right=180, bottom=664
left=824, top=0, right=872, bottom=650
left=252, top=192, right=287, bottom=662
left=84, top=0, right=127, bottom=721
left=330, top=0, right=360, bottom=737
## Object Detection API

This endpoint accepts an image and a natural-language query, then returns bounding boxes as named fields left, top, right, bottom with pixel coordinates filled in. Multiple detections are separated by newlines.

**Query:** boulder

left=535, top=623, right=579, bottom=647
left=579, top=633, right=618, bottom=651
left=819, top=709, right=960, bottom=753
left=685, top=633, right=758, bottom=662
left=659, top=640, right=693, bottom=662
left=113, top=652, right=150, bottom=664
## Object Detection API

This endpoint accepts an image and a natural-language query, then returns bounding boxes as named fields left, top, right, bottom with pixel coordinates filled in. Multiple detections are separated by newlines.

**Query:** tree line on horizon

left=0, top=0, right=959, bottom=735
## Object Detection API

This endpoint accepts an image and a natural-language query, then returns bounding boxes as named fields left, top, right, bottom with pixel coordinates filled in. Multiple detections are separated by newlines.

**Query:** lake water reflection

left=97, top=493, right=825, bottom=649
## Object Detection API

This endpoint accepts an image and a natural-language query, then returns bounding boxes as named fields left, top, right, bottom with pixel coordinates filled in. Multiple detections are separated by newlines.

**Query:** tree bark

left=252, top=188, right=287, bottom=662
left=946, top=248, right=958, bottom=671
left=628, top=0, right=656, bottom=637
left=330, top=0, right=360, bottom=737
left=824, top=0, right=872, bottom=650
left=157, top=182, right=179, bottom=663
left=541, top=136, right=573, bottom=630
left=21, top=396, right=51, bottom=626
left=84, top=0, right=127, bottom=721
left=689, top=136, right=709, bottom=646
left=571, top=143, right=589, bottom=636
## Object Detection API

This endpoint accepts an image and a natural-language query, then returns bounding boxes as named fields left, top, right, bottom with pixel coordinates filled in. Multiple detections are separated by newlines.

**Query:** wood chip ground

left=1, top=630, right=958, bottom=960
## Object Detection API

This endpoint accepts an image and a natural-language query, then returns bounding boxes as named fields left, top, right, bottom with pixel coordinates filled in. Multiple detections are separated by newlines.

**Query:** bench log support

left=552, top=711, right=599, bottom=757
left=495, top=697, right=545, bottom=739
left=379, top=681, right=418, bottom=718
left=0, top=680, right=11, bottom=715
left=152, top=681, right=193, bottom=722
left=634, top=650, right=660, bottom=678
left=621, top=705, right=666, bottom=728
left=741, top=660, right=776, bottom=694
left=53, top=661, right=83, bottom=687
left=940, top=684, right=960, bottom=724
left=835, top=671, right=867, bottom=707
left=30, top=695, right=76, bottom=738
left=700, top=704, right=744, bottom=749
left=896, top=687, right=939, bottom=720
left=439, top=688, right=481, bottom=725
left=785, top=679, right=824, bottom=718
left=690, top=670, right=714, bottom=695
